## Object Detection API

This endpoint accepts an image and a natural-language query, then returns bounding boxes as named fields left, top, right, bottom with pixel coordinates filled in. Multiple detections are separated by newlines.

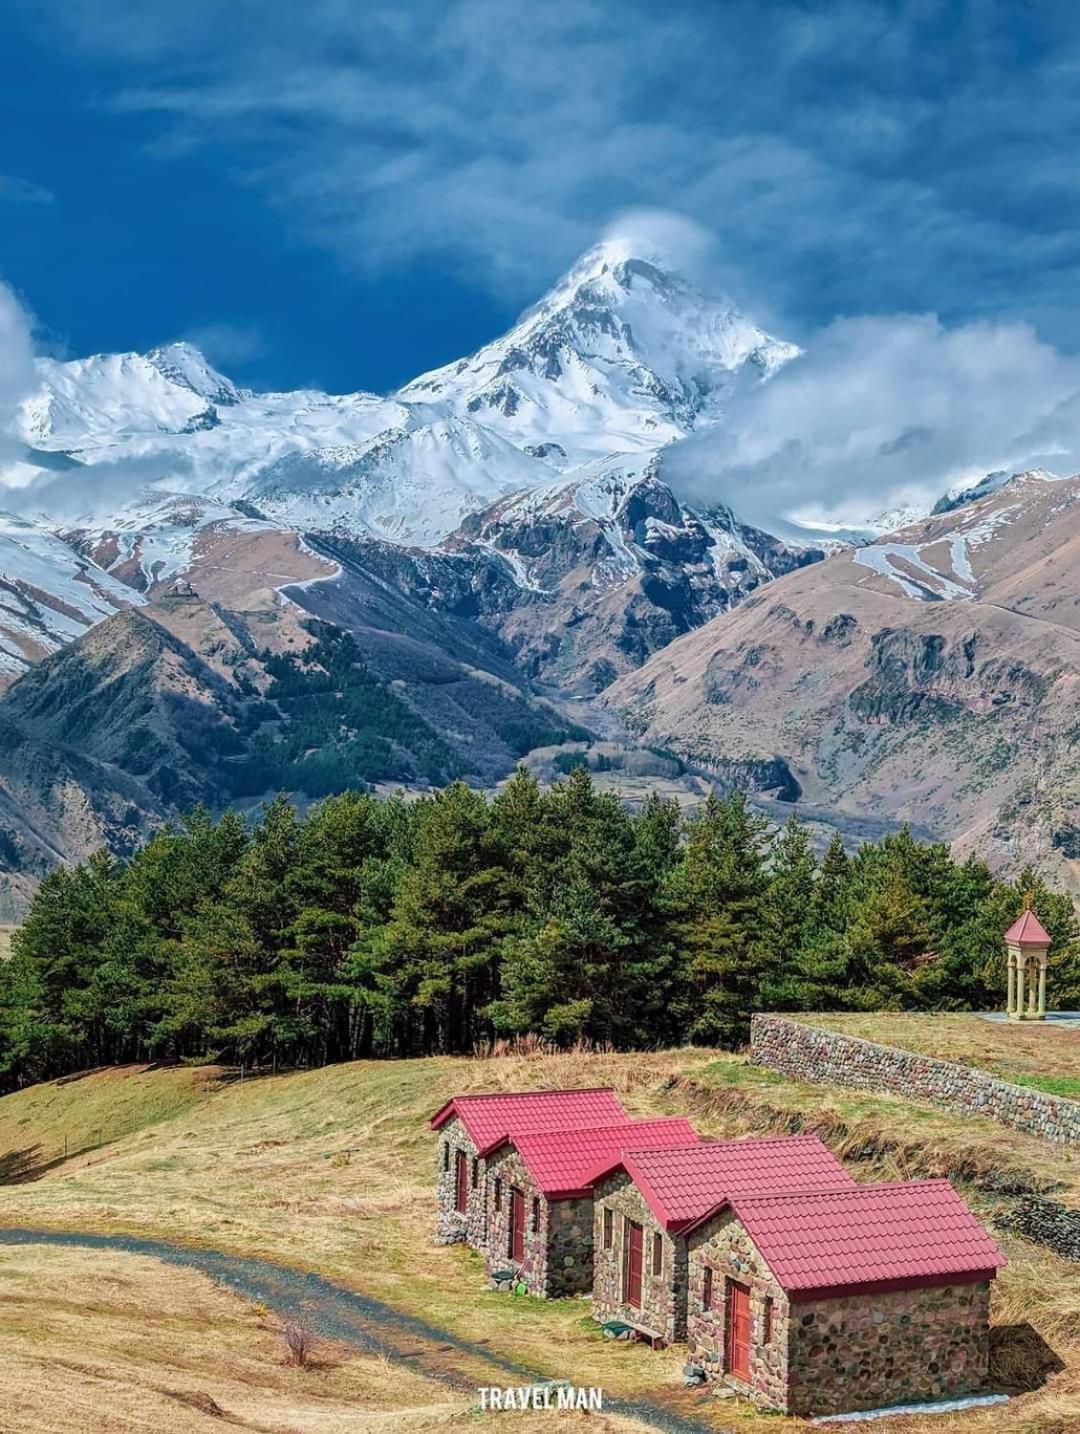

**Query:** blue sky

left=3, top=0, right=1080, bottom=398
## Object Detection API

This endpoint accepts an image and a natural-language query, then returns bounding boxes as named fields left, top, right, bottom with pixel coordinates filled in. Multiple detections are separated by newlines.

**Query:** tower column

left=1007, top=953, right=1016, bottom=1016
left=1038, top=959, right=1047, bottom=1018
left=1014, top=957, right=1026, bottom=1022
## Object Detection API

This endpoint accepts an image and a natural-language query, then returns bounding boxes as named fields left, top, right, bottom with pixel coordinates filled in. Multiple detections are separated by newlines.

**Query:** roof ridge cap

left=452, top=1085, right=617, bottom=1102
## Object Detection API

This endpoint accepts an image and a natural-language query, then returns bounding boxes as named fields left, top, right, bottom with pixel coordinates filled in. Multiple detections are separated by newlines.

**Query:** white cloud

left=182, top=321, right=265, bottom=367
left=0, top=284, right=37, bottom=468
left=665, top=312, right=1080, bottom=526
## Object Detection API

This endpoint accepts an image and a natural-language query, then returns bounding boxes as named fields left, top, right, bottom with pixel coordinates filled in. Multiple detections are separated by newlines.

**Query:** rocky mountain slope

left=1, top=239, right=827, bottom=695
left=604, top=470, right=1080, bottom=890
left=0, top=531, right=584, bottom=909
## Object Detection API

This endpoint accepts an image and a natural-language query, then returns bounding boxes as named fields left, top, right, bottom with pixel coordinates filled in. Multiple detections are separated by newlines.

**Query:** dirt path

left=0, top=1228, right=727, bottom=1433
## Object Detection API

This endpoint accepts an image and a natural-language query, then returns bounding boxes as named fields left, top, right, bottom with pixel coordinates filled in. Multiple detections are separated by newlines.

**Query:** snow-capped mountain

left=400, top=239, right=798, bottom=467
left=0, top=238, right=818, bottom=685
left=9, top=240, right=798, bottom=550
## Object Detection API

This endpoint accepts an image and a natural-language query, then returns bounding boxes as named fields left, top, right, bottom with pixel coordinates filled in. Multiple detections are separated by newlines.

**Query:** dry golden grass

left=807, top=1011, right=1080, bottom=1091
left=0, top=1245, right=661, bottom=1433
left=0, top=925, right=16, bottom=960
left=0, top=1045, right=1075, bottom=1431
left=0, top=1243, right=468, bottom=1432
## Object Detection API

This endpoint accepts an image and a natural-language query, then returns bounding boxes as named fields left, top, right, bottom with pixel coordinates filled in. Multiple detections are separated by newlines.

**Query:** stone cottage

left=589, top=1135, right=853, bottom=1343
left=483, top=1118, right=698, bottom=1297
left=684, top=1180, right=1005, bottom=1416
left=430, top=1088, right=627, bottom=1248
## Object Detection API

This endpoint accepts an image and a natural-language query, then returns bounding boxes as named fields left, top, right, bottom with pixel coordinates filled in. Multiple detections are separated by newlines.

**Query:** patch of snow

left=853, top=542, right=973, bottom=601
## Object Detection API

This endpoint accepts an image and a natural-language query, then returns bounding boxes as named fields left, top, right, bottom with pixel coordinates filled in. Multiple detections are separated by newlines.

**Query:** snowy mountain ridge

left=8, top=240, right=798, bottom=549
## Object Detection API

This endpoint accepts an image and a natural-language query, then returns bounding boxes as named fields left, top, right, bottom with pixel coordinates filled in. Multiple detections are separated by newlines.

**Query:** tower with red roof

left=1004, top=909, right=1052, bottom=1020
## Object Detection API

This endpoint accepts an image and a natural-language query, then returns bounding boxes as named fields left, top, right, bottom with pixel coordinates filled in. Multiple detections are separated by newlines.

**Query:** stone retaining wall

left=997, top=1197, right=1080, bottom=1261
left=751, top=1015, right=1080, bottom=1148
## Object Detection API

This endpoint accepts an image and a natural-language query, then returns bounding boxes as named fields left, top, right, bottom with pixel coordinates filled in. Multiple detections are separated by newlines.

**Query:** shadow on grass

left=990, top=1321, right=1066, bottom=1394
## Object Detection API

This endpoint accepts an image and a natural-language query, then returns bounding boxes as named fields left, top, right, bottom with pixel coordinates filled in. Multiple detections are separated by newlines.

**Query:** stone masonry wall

left=485, top=1148, right=547, bottom=1294
left=751, top=1015, right=1080, bottom=1147
left=434, top=1116, right=488, bottom=1249
left=687, top=1210, right=790, bottom=1409
left=548, top=1194, right=595, bottom=1297
left=787, top=1280, right=992, bottom=1417
left=592, top=1172, right=687, bottom=1343
left=997, top=1196, right=1080, bottom=1262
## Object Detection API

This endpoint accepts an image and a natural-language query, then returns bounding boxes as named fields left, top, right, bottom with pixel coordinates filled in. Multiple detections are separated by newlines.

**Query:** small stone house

left=589, top=1135, right=853, bottom=1344
left=483, top=1118, right=698, bottom=1298
left=430, top=1088, right=627, bottom=1248
left=684, top=1180, right=1005, bottom=1416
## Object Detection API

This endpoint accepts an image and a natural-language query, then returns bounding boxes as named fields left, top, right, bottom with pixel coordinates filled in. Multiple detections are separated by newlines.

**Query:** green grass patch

left=1006, top=1072, right=1080, bottom=1100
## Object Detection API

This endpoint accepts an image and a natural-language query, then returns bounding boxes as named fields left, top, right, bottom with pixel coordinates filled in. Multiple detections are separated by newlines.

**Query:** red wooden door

left=624, top=1220, right=643, bottom=1309
left=726, top=1281, right=751, bottom=1382
left=509, top=1187, right=525, bottom=1261
left=455, top=1150, right=468, bottom=1214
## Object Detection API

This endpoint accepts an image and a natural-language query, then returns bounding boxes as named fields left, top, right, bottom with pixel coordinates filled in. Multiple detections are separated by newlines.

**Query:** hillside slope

left=605, top=471, right=1080, bottom=889
left=0, top=1044, right=1074, bottom=1432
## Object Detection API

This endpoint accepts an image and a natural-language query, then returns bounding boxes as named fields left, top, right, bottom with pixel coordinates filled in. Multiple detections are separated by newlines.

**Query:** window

left=763, top=1296, right=774, bottom=1344
left=493, top=1178, right=502, bottom=1212
left=455, top=1149, right=468, bottom=1214
left=702, top=1266, right=713, bottom=1312
left=652, top=1232, right=663, bottom=1276
left=603, top=1208, right=613, bottom=1249
left=532, top=1196, right=541, bottom=1233
left=442, top=1142, right=450, bottom=1172
left=471, top=1156, right=479, bottom=1187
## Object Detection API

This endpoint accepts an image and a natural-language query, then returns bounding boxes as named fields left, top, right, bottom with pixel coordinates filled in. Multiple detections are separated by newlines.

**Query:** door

left=455, top=1149, right=468, bottom=1214
left=624, top=1219, right=643, bottom=1309
left=509, top=1186, right=525, bottom=1261
left=725, top=1280, right=751, bottom=1382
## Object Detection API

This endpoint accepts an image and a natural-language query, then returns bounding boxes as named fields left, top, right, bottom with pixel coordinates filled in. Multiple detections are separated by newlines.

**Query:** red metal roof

left=492, top=1119, right=700, bottom=1199
left=712, top=1180, right=1006, bottom=1300
left=589, top=1135, right=853, bottom=1231
left=429, top=1088, right=628, bottom=1148
left=1004, top=910, right=1052, bottom=946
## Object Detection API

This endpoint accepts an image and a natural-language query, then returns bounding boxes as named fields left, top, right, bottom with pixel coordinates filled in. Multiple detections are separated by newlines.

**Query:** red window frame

left=455, top=1149, right=468, bottom=1214
left=623, top=1218, right=643, bottom=1309
left=509, top=1186, right=525, bottom=1262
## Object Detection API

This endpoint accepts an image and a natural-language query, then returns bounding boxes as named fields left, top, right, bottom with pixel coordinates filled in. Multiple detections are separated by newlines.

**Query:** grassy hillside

left=0, top=1043, right=1076, bottom=1431
left=805, top=1011, right=1080, bottom=1099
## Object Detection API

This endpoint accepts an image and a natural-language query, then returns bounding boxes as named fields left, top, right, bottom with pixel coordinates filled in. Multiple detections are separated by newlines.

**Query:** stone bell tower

left=1004, top=910, right=1051, bottom=1021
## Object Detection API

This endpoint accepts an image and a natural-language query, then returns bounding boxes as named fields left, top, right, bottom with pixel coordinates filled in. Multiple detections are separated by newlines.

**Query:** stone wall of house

left=687, top=1210, right=790, bottom=1409
left=591, top=1172, right=687, bottom=1343
left=548, top=1194, right=595, bottom=1297
left=434, top=1116, right=489, bottom=1248
left=787, top=1280, right=992, bottom=1417
left=751, top=1015, right=1080, bottom=1147
left=484, top=1148, right=548, bottom=1295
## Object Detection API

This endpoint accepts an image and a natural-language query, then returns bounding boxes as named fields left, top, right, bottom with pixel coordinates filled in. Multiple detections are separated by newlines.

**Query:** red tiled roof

left=589, top=1135, right=853, bottom=1231
left=493, top=1119, right=700, bottom=1199
left=713, top=1180, right=1006, bottom=1300
left=429, top=1088, right=628, bottom=1148
left=1005, top=910, right=1052, bottom=946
